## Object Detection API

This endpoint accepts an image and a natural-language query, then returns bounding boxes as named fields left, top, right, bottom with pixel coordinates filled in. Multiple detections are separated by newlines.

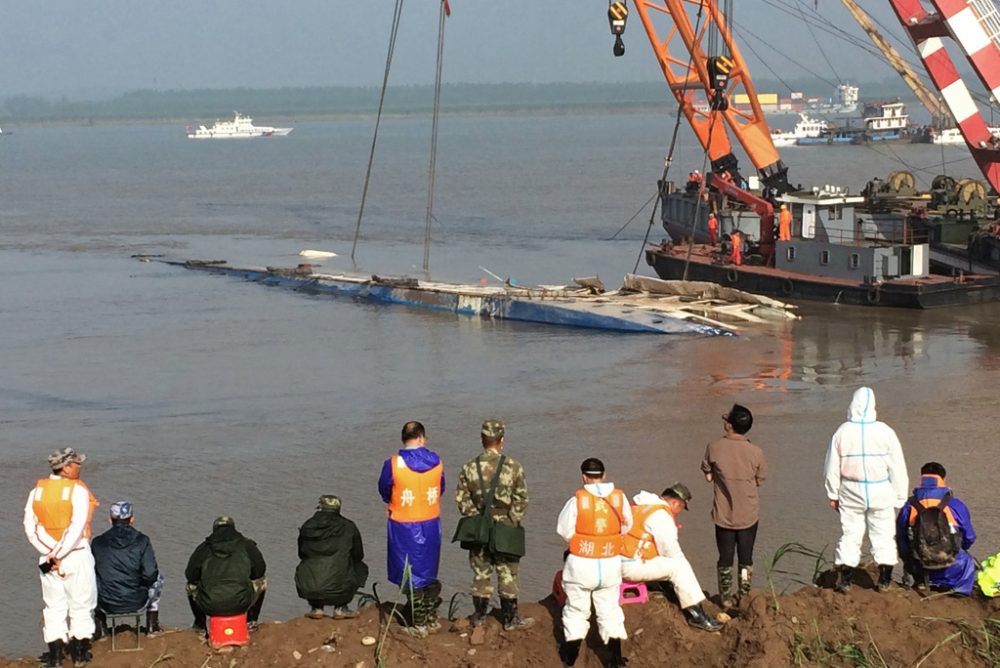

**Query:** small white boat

left=298, top=249, right=338, bottom=259
left=186, top=112, right=293, bottom=139
left=930, top=126, right=1000, bottom=145
left=770, top=113, right=830, bottom=147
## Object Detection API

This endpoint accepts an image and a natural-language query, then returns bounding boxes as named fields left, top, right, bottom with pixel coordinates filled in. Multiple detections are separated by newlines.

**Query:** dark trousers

left=716, top=522, right=759, bottom=567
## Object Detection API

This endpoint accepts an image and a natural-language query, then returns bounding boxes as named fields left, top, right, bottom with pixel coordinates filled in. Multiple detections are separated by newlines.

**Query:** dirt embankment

left=5, top=572, right=1000, bottom=667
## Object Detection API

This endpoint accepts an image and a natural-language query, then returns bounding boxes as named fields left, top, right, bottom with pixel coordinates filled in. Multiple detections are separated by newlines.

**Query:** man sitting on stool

left=185, top=517, right=267, bottom=631
left=621, top=483, right=721, bottom=632
left=92, top=501, right=164, bottom=637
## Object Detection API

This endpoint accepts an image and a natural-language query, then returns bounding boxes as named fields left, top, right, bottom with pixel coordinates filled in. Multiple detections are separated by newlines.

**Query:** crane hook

left=608, top=1, right=627, bottom=57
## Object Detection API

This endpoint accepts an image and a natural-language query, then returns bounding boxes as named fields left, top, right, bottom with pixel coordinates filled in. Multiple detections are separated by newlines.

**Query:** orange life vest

left=31, top=477, right=98, bottom=546
left=568, top=488, right=626, bottom=559
left=622, top=504, right=674, bottom=560
left=387, top=454, right=443, bottom=522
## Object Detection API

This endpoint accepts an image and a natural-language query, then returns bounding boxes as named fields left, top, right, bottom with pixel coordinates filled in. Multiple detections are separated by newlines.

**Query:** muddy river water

left=1, top=115, right=997, bottom=656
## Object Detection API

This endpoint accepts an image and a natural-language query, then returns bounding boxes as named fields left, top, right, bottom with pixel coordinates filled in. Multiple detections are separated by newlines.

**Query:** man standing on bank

left=702, top=404, right=767, bottom=609
left=23, top=448, right=99, bottom=667
left=824, top=387, right=908, bottom=593
left=295, top=494, right=369, bottom=619
left=454, top=419, right=533, bottom=630
left=556, top=458, right=632, bottom=668
left=378, top=421, right=445, bottom=637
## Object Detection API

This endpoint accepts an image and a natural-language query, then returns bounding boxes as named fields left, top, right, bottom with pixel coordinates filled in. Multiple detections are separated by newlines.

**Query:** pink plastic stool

left=208, top=614, right=249, bottom=649
left=619, top=581, right=648, bottom=605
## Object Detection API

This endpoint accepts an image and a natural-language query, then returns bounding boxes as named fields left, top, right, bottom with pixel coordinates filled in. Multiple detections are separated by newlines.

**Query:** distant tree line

left=0, top=77, right=915, bottom=124
left=0, top=83, right=677, bottom=124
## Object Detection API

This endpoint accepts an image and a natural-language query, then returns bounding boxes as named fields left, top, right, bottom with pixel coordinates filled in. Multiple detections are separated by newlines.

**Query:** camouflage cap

left=317, top=494, right=342, bottom=511
left=213, top=516, right=235, bottom=530
left=109, top=501, right=134, bottom=520
left=481, top=419, right=505, bottom=440
left=662, top=482, right=692, bottom=509
left=47, top=448, right=86, bottom=470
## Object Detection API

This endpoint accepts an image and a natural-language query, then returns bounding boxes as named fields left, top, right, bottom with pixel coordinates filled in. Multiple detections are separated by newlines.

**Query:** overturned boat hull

left=159, top=260, right=778, bottom=336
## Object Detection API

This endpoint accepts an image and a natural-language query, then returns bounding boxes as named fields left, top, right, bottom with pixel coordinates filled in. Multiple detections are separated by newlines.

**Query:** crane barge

left=625, top=0, right=1000, bottom=307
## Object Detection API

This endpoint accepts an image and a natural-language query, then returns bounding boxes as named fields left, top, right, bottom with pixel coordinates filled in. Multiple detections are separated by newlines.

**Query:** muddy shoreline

left=6, top=572, right=999, bottom=667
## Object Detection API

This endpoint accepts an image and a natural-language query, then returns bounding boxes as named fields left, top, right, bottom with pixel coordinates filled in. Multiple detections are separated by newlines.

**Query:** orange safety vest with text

left=387, top=455, right=443, bottom=523
left=621, top=504, right=677, bottom=560
left=568, top=488, right=626, bottom=559
left=31, top=478, right=99, bottom=546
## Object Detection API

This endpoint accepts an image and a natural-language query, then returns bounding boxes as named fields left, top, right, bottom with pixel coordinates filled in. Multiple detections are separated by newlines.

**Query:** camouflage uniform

left=455, top=448, right=529, bottom=599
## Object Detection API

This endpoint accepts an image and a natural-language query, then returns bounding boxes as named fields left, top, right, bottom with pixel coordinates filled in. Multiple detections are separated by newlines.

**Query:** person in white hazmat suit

left=23, top=448, right=99, bottom=667
left=620, top=483, right=721, bottom=632
left=824, top=387, right=908, bottom=593
left=556, top=458, right=632, bottom=668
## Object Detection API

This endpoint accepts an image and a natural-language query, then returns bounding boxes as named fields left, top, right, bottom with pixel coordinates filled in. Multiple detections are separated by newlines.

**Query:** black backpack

left=908, top=491, right=961, bottom=569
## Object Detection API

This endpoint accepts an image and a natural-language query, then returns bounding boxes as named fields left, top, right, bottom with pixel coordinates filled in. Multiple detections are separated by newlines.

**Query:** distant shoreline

left=0, top=80, right=920, bottom=128
left=0, top=103, right=674, bottom=130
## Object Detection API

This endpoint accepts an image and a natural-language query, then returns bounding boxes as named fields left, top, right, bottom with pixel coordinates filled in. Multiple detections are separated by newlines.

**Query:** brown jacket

left=701, top=433, right=767, bottom=530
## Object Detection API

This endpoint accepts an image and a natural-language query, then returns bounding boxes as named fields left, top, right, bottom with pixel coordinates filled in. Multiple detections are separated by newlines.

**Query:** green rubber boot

left=717, top=566, right=736, bottom=609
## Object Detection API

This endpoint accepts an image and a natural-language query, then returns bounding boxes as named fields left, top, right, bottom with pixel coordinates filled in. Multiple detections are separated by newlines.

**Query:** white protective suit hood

left=632, top=490, right=667, bottom=507
left=584, top=481, right=617, bottom=498
left=848, top=387, right=877, bottom=424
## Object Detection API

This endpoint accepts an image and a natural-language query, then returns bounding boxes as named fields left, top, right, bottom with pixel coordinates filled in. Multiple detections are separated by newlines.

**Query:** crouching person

left=92, top=501, right=164, bottom=637
left=621, top=484, right=721, bottom=632
left=185, top=517, right=266, bottom=631
left=896, top=462, right=976, bottom=596
left=295, top=495, right=369, bottom=619
left=556, top=458, right=631, bottom=668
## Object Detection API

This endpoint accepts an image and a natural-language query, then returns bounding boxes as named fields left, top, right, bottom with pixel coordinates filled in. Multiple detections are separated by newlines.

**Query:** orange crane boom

left=629, top=0, right=789, bottom=192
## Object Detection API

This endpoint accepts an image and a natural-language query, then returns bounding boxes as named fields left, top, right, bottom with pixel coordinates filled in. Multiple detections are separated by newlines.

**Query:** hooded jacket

left=91, top=523, right=159, bottom=613
left=824, top=387, right=908, bottom=510
left=896, top=475, right=977, bottom=595
left=294, top=509, right=368, bottom=605
left=378, top=447, right=445, bottom=589
left=185, top=525, right=266, bottom=616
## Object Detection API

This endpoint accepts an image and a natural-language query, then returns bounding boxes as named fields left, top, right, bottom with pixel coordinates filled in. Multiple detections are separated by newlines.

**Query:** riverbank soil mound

left=4, top=572, right=1000, bottom=667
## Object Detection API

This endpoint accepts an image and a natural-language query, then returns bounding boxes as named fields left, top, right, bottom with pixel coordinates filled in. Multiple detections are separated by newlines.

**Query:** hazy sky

left=0, top=1, right=934, bottom=97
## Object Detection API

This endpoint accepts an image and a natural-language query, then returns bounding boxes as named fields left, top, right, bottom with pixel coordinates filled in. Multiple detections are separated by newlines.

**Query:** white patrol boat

left=186, top=112, right=293, bottom=139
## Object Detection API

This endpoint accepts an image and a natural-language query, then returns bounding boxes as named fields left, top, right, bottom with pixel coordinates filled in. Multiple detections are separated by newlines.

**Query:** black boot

left=876, top=564, right=893, bottom=592
left=834, top=565, right=854, bottom=593
left=558, top=639, right=582, bottom=667
left=606, top=637, right=628, bottom=668
left=93, top=611, right=108, bottom=641
left=45, top=640, right=64, bottom=668
left=68, top=637, right=92, bottom=666
left=145, top=610, right=162, bottom=635
left=684, top=603, right=723, bottom=632
left=468, top=596, right=489, bottom=627
left=499, top=597, right=534, bottom=631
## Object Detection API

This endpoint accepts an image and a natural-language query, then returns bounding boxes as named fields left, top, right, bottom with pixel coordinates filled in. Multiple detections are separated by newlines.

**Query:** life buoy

left=781, top=278, right=794, bottom=295
left=866, top=286, right=880, bottom=305
left=726, top=268, right=738, bottom=284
